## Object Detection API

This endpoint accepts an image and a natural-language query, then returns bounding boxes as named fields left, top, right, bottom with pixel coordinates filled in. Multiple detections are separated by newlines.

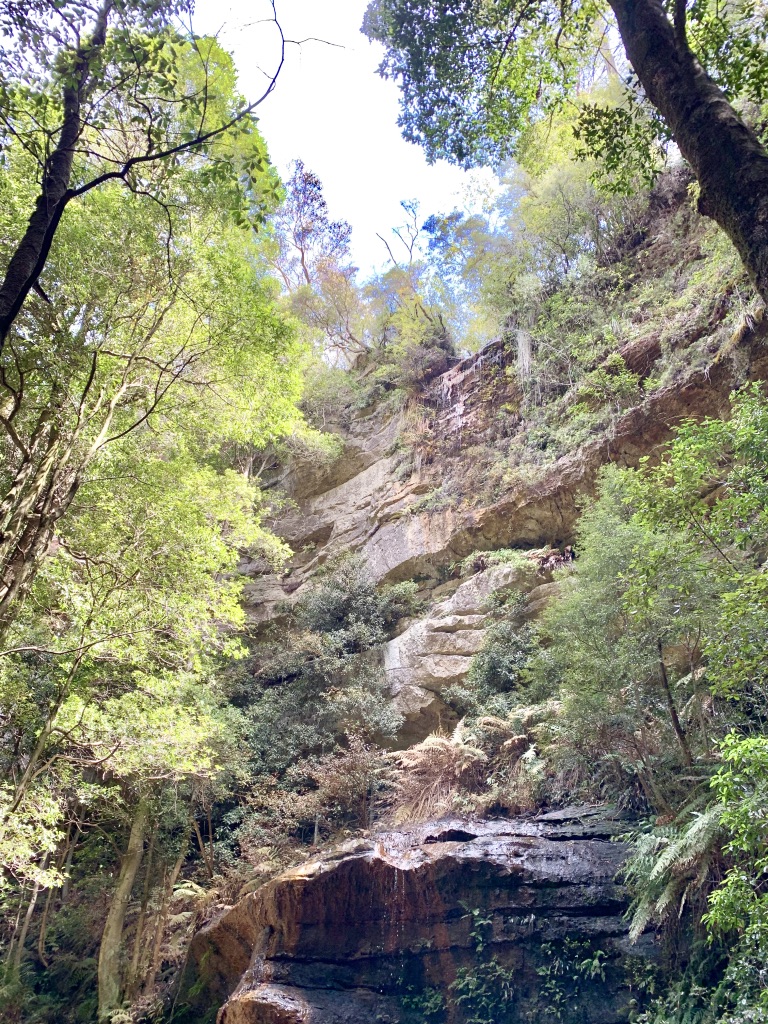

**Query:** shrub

left=445, top=622, right=536, bottom=717
left=575, top=353, right=641, bottom=411
left=390, top=722, right=487, bottom=823
left=294, top=554, right=419, bottom=643
left=241, top=555, right=417, bottom=775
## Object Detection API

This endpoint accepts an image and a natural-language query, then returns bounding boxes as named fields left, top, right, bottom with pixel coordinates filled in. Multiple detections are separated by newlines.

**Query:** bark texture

left=0, top=1, right=113, bottom=346
left=610, top=0, right=768, bottom=300
left=0, top=431, right=84, bottom=643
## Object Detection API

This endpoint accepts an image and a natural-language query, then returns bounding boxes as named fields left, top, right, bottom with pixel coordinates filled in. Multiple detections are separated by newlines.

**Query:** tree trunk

left=3, top=648, right=86, bottom=823
left=610, top=0, right=768, bottom=301
left=143, top=844, right=187, bottom=997
left=37, top=829, right=72, bottom=967
left=657, top=640, right=693, bottom=766
left=192, top=818, right=214, bottom=879
left=0, top=440, right=87, bottom=644
left=11, top=880, right=41, bottom=977
left=61, top=826, right=80, bottom=903
left=0, top=1, right=113, bottom=347
left=3, top=704, right=63, bottom=824
left=4, top=883, right=27, bottom=980
left=98, top=799, right=149, bottom=1020
left=37, top=885, right=54, bottom=968
left=0, top=514, right=59, bottom=641
left=126, top=831, right=155, bottom=1000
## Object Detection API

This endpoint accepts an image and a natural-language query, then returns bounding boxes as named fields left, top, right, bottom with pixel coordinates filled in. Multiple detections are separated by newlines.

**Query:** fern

left=625, top=802, right=724, bottom=940
left=391, top=720, right=487, bottom=822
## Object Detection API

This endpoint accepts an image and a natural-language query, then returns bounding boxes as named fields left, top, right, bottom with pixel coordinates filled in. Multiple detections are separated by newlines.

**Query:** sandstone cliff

left=240, top=324, right=768, bottom=744
left=179, top=807, right=656, bottom=1024
left=180, top=249, right=768, bottom=1024
left=244, top=328, right=768, bottom=619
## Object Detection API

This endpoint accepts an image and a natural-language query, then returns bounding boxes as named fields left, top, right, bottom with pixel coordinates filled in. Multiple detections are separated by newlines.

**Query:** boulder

left=382, top=563, right=538, bottom=743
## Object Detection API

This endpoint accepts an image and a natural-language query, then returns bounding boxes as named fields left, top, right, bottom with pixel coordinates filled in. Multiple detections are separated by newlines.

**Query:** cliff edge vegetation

left=0, top=5, right=767, bottom=1024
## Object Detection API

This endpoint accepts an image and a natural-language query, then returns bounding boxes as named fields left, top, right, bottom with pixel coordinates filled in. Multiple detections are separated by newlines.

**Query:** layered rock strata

left=383, top=560, right=551, bottom=743
left=242, top=331, right=768, bottom=626
left=179, top=807, right=657, bottom=1024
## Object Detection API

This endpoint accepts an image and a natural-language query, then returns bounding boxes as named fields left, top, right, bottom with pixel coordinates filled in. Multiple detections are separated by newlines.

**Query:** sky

left=192, top=0, right=497, bottom=275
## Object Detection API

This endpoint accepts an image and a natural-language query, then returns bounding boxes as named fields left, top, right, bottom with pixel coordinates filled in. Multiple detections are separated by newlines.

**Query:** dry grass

left=389, top=703, right=563, bottom=823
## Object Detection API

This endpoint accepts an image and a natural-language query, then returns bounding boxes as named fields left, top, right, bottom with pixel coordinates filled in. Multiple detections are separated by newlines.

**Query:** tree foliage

left=0, top=17, right=314, bottom=1018
left=363, top=0, right=768, bottom=300
left=362, top=0, right=768, bottom=172
left=0, top=3, right=284, bottom=344
left=362, top=0, right=600, bottom=169
left=541, top=387, right=768, bottom=1021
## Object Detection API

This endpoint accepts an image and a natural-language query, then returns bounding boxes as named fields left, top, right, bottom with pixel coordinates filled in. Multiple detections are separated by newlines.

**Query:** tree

left=97, top=799, right=149, bottom=1018
left=0, top=50, right=301, bottom=641
left=613, top=388, right=768, bottom=1019
left=630, top=384, right=768, bottom=707
left=0, top=48, right=308, bottom=997
left=268, top=160, right=353, bottom=292
left=363, top=0, right=768, bottom=301
left=290, top=262, right=370, bottom=363
left=0, top=1, right=284, bottom=348
left=0, top=338, right=289, bottom=1012
left=266, top=160, right=371, bottom=363
left=420, top=102, right=644, bottom=361
left=535, top=466, right=723, bottom=810
left=704, top=732, right=768, bottom=1018
left=83, top=672, right=234, bottom=1018
left=366, top=200, right=456, bottom=370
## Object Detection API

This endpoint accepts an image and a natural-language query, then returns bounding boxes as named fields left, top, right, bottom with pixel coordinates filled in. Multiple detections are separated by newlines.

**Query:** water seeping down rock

left=177, top=807, right=658, bottom=1024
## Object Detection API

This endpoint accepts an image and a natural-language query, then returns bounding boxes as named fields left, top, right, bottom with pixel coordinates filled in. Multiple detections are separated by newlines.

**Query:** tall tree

left=0, top=1, right=284, bottom=347
left=267, top=160, right=371, bottom=363
left=0, top=40, right=297, bottom=640
left=363, top=0, right=768, bottom=301
left=269, top=159, right=353, bottom=291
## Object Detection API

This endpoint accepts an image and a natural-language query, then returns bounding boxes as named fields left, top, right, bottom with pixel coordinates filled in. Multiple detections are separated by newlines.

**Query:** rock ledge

left=179, top=807, right=657, bottom=1024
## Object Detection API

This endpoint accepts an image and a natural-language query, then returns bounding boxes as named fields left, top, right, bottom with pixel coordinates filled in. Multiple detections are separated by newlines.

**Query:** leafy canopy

left=363, top=0, right=768, bottom=182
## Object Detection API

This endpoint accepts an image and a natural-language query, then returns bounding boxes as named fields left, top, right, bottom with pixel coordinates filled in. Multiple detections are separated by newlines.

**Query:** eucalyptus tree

left=266, top=160, right=372, bottom=363
left=363, top=0, right=768, bottom=301
left=269, top=160, right=353, bottom=292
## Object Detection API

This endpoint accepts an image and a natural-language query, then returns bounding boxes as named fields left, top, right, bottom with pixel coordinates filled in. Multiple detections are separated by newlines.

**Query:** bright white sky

left=192, top=0, right=496, bottom=275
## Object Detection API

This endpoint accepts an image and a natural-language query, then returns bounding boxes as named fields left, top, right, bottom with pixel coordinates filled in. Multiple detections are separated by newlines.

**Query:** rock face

left=178, top=807, right=657, bottom=1024
left=383, top=562, right=541, bottom=743
left=200, top=252, right=768, bottom=1024
left=242, top=331, right=768, bottom=627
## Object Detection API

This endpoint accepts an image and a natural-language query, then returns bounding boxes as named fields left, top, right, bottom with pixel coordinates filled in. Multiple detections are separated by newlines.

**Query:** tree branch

left=0, top=0, right=286, bottom=349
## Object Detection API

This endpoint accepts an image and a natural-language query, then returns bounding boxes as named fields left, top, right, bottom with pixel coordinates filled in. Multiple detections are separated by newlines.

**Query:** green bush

left=238, top=555, right=418, bottom=774
left=445, top=622, right=536, bottom=718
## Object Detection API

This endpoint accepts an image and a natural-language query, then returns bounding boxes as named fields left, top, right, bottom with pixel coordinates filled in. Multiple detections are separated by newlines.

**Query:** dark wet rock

left=178, top=807, right=658, bottom=1024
